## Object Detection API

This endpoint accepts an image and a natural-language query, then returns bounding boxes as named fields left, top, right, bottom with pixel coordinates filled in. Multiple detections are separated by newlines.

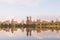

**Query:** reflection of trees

left=25, top=23, right=36, bottom=36
left=30, top=24, right=36, bottom=29
left=16, top=24, right=22, bottom=28
left=0, top=23, right=36, bottom=29
left=0, top=22, right=60, bottom=34
left=1, top=23, right=11, bottom=29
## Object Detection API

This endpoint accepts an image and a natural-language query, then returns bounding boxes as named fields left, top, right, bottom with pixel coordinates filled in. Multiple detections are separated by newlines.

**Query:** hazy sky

left=0, top=0, right=60, bottom=21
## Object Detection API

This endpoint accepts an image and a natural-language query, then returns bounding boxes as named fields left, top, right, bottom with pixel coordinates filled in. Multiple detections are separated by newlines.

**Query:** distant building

left=21, top=20, right=24, bottom=25
left=26, top=16, right=32, bottom=24
left=11, top=19, right=18, bottom=24
left=11, top=19, right=17, bottom=33
left=26, top=16, right=30, bottom=25
left=3, top=20, right=10, bottom=25
left=29, top=16, right=32, bottom=24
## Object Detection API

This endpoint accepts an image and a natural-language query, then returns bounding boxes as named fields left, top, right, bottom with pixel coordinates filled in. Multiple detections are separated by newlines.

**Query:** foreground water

left=0, top=28, right=60, bottom=40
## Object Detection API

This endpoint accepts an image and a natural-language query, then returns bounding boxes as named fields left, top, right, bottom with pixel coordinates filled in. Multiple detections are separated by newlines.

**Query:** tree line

left=0, top=23, right=36, bottom=29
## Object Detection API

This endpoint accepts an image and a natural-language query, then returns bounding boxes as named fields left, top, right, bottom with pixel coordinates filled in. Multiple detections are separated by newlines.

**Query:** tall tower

left=30, top=16, right=31, bottom=21
left=11, top=19, right=14, bottom=33
left=27, top=16, right=29, bottom=20
left=26, top=16, right=30, bottom=24
left=11, top=19, right=16, bottom=33
left=30, top=16, right=32, bottom=24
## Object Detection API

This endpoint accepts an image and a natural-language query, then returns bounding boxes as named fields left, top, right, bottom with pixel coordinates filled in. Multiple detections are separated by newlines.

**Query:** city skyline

left=0, top=0, right=60, bottom=21
left=0, top=0, right=60, bottom=40
left=0, top=16, right=59, bottom=24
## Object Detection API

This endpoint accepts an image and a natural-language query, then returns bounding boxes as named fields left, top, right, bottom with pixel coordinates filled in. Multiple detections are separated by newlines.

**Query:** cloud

left=0, top=0, right=42, bottom=7
left=0, top=0, right=15, bottom=4
left=16, top=0, right=43, bottom=7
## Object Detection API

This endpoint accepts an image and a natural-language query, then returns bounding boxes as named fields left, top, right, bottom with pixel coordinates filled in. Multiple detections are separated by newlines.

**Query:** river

left=0, top=28, right=60, bottom=40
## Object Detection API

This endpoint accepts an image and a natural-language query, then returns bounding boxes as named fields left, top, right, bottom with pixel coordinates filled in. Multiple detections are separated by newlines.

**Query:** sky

left=0, top=0, right=60, bottom=22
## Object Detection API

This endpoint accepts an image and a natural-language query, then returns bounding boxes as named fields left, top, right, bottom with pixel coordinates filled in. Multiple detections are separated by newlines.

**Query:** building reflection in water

left=21, top=27, right=24, bottom=32
left=56, top=30, right=59, bottom=33
left=26, top=28, right=32, bottom=36
left=51, top=29, right=54, bottom=32
left=11, top=19, right=14, bottom=33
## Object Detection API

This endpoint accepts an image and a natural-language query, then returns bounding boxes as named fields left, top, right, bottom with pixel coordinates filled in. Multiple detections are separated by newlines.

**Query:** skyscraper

left=26, top=16, right=30, bottom=25
left=30, top=16, right=32, bottom=24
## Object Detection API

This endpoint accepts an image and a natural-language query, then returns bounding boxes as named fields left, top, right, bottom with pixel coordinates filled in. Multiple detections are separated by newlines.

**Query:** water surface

left=0, top=28, right=60, bottom=40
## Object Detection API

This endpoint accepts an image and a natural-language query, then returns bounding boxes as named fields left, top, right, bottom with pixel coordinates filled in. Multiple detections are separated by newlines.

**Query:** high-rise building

left=21, top=20, right=24, bottom=25
left=26, top=16, right=30, bottom=24
left=3, top=20, right=10, bottom=25
left=11, top=19, right=17, bottom=33
left=30, top=16, right=31, bottom=21
left=29, top=16, right=32, bottom=24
